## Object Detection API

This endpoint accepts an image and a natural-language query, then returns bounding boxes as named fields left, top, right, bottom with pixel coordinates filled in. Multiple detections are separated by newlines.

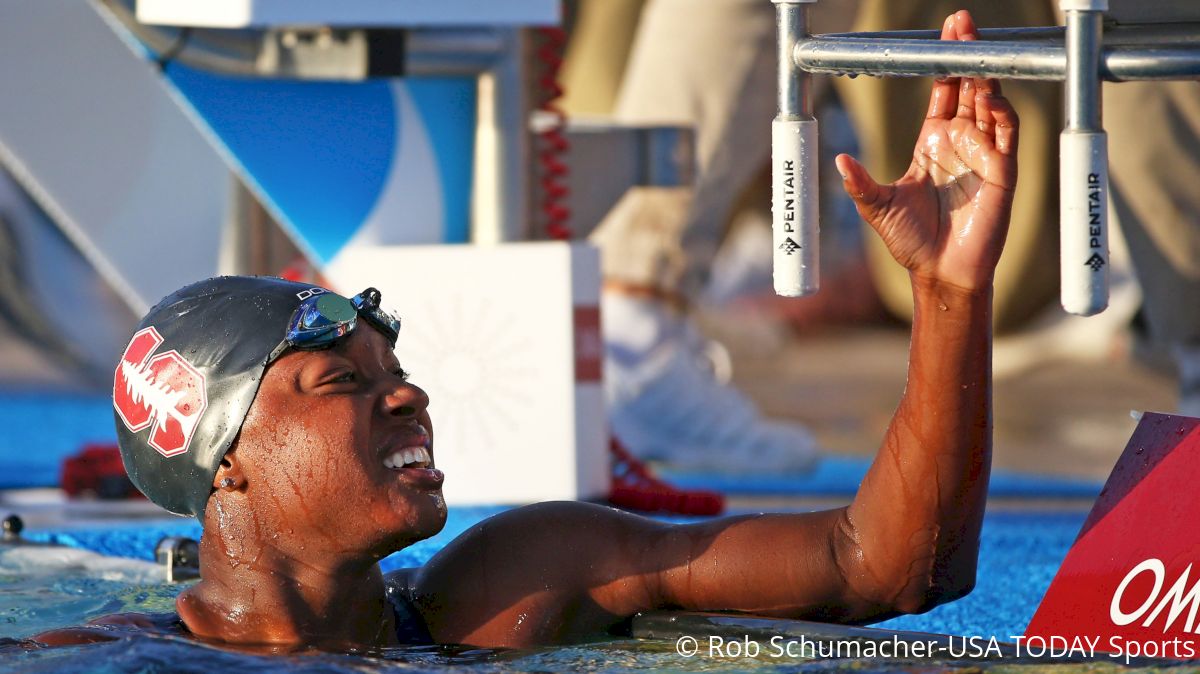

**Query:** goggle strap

left=360, top=311, right=399, bottom=346
left=265, top=338, right=291, bottom=366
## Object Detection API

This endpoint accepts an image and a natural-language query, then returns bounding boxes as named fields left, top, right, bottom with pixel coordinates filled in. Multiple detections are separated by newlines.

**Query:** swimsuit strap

left=384, top=573, right=434, bottom=646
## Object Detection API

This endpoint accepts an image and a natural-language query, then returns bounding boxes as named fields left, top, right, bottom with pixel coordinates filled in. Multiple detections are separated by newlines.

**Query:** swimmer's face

left=226, top=325, right=446, bottom=559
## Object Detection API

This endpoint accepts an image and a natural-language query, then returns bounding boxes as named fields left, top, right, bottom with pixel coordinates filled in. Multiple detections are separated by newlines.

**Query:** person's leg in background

left=571, top=0, right=859, bottom=472
left=1105, top=80, right=1200, bottom=415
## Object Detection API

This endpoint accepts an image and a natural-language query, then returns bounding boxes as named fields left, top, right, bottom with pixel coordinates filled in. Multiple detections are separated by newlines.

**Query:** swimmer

left=35, top=11, right=1016, bottom=652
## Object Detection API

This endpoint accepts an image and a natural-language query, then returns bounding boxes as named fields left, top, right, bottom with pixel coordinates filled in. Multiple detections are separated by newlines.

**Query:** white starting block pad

left=329, top=241, right=608, bottom=506
left=136, top=0, right=559, bottom=28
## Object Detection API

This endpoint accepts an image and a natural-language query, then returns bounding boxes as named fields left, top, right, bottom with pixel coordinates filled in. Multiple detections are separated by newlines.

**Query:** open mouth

left=382, top=446, right=432, bottom=470
left=377, top=424, right=442, bottom=491
left=378, top=423, right=436, bottom=473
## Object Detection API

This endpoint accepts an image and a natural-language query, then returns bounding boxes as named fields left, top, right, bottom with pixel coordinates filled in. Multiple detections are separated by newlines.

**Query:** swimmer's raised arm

left=413, top=10, right=1017, bottom=647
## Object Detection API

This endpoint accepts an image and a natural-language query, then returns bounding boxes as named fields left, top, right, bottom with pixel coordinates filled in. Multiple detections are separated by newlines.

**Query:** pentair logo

left=1084, top=253, right=1107, bottom=272
left=778, top=238, right=802, bottom=256
left=113, top=327, right=208, bottom=458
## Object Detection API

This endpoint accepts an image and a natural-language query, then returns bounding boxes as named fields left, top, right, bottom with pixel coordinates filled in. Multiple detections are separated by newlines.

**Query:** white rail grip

left=1059, top=130, right=1109, bottom=316
left=1059, top=0, right=1108, bottom=11
left=772, top=117, right=819, bottom=297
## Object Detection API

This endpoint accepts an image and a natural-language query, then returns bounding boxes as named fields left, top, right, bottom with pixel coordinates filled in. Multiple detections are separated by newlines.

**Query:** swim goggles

left=267, top=288, right=401, bottom=363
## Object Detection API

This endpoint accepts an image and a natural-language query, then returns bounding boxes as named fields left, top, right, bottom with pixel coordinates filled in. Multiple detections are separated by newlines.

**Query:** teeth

left=383, top=446, right=432, bottom=470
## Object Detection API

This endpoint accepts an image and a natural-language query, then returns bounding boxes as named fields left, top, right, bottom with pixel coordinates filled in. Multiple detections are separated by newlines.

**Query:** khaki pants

left=1106, top=80, right=1200, bottom=345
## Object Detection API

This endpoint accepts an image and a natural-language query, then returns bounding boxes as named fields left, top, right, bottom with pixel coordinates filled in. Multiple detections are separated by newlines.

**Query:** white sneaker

left=604, top=292, right=820, bottom=474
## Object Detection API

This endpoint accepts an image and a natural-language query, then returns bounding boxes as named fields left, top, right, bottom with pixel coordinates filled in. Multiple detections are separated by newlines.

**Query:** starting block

left=1026, top=412, right=1200, bottom=658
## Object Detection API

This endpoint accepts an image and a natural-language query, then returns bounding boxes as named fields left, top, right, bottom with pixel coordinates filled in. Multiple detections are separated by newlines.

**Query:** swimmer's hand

left=835, top=10, right=1018, bottom=293
left=31, top=612, right=172, bottom=647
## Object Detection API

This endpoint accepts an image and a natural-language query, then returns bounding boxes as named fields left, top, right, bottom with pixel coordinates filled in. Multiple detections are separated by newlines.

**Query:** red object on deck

left=608, top=437, right=725, bottom=516
left=1025, top=413, right=1200, bottom=659
left=60, top=443, right=142, bottom=499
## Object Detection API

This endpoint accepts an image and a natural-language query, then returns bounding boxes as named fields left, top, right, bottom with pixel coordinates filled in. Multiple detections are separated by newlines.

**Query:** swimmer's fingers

left=31, top=626, right=121, bottom=647
left=980, top=92, right=1019, bottom=159
left=836, top=154, right=893, bottom=225
left=952, top=10, right=978, bottom=41
left=87, top=612, right=159, bottom=629
left=32, top=612, right=163, bottom=648
left=927, top=15, right=963, bottom=120
left=957, top=77, right=977, bottom=122
left=953, top=14, right=980, bottom=122
left=974, top=78, right=1002, bottom=134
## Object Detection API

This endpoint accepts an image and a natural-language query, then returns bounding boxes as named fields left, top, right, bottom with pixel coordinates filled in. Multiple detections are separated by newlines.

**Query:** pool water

left=0, top=508, right=1109, bottom=673
left=0, top=546, right=179, bottom=638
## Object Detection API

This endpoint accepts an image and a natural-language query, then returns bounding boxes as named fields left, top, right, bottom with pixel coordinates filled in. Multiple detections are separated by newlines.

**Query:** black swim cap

left=113, top=276, right=339, bottom=518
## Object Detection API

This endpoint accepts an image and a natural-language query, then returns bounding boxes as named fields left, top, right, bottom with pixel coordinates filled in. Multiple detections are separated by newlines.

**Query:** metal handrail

left=795, top=31, right=1200, bottom=81
left=771, top=0, right=1200, bottom=315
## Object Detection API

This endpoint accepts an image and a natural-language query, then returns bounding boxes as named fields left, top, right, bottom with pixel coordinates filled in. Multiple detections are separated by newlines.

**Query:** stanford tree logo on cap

left=113, top=326, right=209, bottom=458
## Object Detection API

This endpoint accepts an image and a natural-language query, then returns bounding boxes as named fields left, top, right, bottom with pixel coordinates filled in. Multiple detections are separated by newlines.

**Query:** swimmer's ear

left=212, top=449, right=247, bottom=492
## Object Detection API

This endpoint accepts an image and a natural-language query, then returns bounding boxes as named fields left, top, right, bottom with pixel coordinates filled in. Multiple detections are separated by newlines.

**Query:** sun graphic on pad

left=397, top=295, right=542, bottom=459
